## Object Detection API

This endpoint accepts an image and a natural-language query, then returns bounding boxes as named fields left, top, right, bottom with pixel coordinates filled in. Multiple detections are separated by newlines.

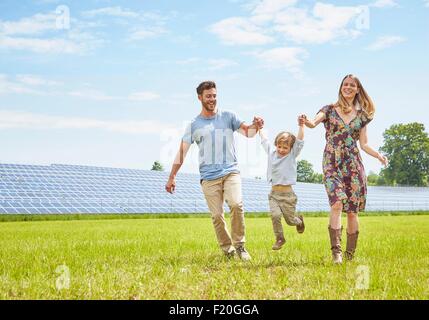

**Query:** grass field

left=1, top=214, right=428, bottom=300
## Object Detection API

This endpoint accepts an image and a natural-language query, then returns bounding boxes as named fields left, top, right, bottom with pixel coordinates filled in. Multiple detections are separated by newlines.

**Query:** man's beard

left=203, top=101, right=216, bottom=112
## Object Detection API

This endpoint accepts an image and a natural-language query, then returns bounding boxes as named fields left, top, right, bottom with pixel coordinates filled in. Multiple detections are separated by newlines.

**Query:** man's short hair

left=196, top=81, right=216, bottom=95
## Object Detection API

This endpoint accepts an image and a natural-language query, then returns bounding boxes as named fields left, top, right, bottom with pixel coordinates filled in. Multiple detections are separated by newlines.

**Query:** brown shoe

left=272, top=237, right=286, bottom=250
left=296, top=215, right=305, bottom=234
left=328, top=226, right=343, bottom=264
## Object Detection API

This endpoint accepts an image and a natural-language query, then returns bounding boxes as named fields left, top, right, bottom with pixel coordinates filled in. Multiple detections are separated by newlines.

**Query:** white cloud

left=16, top=75, right=62, bottom=87
left=0, top=36, right=88, bottom=54
left=425, top=0, right=429, bottom=7
left=128, top=27, right=167, bottom=40
left=0, top=110, right=176, bottom=134
left=171, top=35, right=193, bottom=44
left=0, top=74, right=58, bottom=95
left=68, top=89, right=117, bottom=101
left=0, top=13, right=57, bottom=35
left=175, top=57, right=239, bottom=71
left=176, top=57, right=201, bottom=65
left=252, top=46, right=308, bottom=74
left=0, top=12, right=100, bottom=54
left=367, top=35, right=405, bottom=50
left=209, top=17, right=274, bottom=45
left=82, top=6, right=139, bottom=18
left=274, top=3, right=364, bottom=44
left=207, top=59, right=239, bottom=70
left=371, top=0, right=399, bottom=8
left=211, top=2, right=368, bottom=47
left=34, top=0, right=61, bottom=3
left=1, top=76, right=161, bottom=102
left=81, top=7, right=170, bottom=42
left=128, top=92, right=160, bottom=101
left=251, top=0, right=297, bottom=15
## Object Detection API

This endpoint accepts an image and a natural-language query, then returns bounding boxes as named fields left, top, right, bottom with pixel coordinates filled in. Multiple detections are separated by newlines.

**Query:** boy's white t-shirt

left=261, top=136, right=304, bottom=186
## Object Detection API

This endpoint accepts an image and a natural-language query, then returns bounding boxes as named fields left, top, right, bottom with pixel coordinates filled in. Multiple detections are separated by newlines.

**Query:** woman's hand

left=298, top=114, right=306, bottom=126
left=377, top=154, right=388, bottom=166
left=299, top=113, right=323, bottom=128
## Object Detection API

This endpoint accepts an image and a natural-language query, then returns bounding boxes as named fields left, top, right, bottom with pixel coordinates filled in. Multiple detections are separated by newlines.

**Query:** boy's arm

left=292, top=116, right=305, bottom=157
left=259, top=129, right=270, bottom=154
left=297, top=122, right=304, bottom=141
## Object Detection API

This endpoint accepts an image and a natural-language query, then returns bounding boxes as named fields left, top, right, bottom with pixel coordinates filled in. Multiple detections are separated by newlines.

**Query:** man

left=165, top=81, right=263, bottom=261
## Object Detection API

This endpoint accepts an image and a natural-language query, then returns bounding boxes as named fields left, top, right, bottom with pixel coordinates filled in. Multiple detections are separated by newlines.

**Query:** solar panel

left=1, top=163, right=429, bottom=214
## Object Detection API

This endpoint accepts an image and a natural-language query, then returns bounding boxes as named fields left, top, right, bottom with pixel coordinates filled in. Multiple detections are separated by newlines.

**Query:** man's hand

left=165, top=177, right=176, bottom=194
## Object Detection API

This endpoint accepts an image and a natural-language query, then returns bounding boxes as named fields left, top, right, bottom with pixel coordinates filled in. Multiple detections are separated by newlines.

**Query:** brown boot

left=272, top=237, right=286, bottom=250
left=345, top=231, right=359, bottom=261
left=328, top=226, right=343, bottom=264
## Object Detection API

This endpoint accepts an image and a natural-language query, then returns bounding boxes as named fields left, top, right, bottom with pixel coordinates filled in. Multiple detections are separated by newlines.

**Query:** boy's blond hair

left=274, top=131, right=296, bottom=148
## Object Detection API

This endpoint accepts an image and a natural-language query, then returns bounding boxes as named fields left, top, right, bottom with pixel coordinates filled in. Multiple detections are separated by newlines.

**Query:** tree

left=380, top=123, right=429, bottom=186
left=312, top=173, right=324, bottom=184
left=151, top=161, right=164, bottom=171
left=367, top=171, right=380, bottom=186
left=297, top=160, right=323, bottom=184
left=297, top=160, right=314, bottom=182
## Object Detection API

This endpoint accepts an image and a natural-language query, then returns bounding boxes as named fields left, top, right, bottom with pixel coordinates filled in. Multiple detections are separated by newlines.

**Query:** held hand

left=298, top=114, right=306, bottom=127
left=300, top=114, right=313, bottom=127
left=253, top=116, right=264, bottom=130
left=165, top=178, right=176, bottom=194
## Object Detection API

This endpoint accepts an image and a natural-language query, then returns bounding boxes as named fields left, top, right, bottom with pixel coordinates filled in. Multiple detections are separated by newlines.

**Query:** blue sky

left=0, top=0, right=428, bottom=179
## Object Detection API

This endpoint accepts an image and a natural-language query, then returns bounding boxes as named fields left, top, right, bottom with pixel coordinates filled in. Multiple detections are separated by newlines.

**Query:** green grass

left=1, top=211, right=429, bottom=222
left=1, top=215, right=428, bottom=299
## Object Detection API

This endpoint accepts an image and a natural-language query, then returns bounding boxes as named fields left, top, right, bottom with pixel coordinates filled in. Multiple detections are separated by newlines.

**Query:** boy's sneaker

left=236, top=246, right=252, bottom=261
left=272, top=237, right=286, bottom=250
left=224, top=247, right=236, bottom=259
left=296, top=215, right=305, bottom=234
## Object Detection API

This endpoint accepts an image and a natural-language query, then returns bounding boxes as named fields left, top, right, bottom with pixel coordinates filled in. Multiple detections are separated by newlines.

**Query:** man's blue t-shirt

left=182, top=109, right=244, bottom=181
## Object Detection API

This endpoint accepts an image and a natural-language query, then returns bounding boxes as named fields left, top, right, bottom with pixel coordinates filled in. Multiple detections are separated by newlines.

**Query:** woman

left=302, top=74, right=388, bottom=264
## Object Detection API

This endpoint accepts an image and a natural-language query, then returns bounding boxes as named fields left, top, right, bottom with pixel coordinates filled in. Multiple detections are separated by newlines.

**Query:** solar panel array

left=1, top=163, right=429, bottom=214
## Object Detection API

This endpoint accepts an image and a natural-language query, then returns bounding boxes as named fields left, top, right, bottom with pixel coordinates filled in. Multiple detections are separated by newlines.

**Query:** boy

left=259, top=116, right=306, bottom=250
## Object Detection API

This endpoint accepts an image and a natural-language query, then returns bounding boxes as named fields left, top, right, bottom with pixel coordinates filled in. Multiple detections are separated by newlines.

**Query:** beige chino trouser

left=268, top=191, right=301, bottom=239
left=201, top=172, right=245, bottom=252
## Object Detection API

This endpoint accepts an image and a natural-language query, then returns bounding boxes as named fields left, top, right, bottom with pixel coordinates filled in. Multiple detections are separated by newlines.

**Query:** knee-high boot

left=345, top=231, right=359, bottom=261
left=328, top=226, right=343, bottom=264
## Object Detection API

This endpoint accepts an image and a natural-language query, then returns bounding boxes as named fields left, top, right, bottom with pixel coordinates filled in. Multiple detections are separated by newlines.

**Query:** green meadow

left=1, top=214, right=428, bottom=299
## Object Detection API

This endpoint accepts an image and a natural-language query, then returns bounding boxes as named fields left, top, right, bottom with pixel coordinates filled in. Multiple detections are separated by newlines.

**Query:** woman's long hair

left=335, top=74, right=375, bottom=118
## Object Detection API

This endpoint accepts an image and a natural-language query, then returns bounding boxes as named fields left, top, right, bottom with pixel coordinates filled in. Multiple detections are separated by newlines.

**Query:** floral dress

left=318, top=104, right=372, bottom=213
